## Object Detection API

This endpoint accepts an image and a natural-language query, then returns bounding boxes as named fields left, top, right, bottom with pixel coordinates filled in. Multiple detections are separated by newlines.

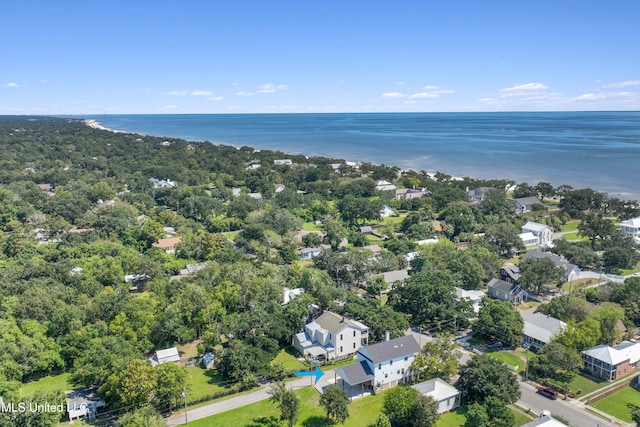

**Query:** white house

left=521, top=412, right=568, bottom=427
left=521, top=221, right=553, bottom=247
left=455, top=287, right=486, bottom=313
left=274, top=159, right=293, bottom=165
left=375, top=180, right=397, bottom=192
left=379, top=205, right=394, bottom=218
left=150, top=347, right=180, bottom=367
left=519, top=232, right=539, bottom=247
left=283, top=287, right=304, bottom=305
left=335, top=335, right=421, bottom=397
left=411, top=378, right=461, bottom=413
left=298, top=247, right=323, bottom=260
left=149, top=178, right=176, bottom=188
left=522, top=313, right=566, bottom=350
left=620, top=216, right=640, bottom=244
left=65, top=387, right=106, bottom=421
left=293, top=311, right=369, bottom=360
left=467, top=187, right=491, bottom=202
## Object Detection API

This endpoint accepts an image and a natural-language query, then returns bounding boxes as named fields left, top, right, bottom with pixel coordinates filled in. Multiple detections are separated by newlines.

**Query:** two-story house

left=293, top=311, right=369, bottom=361
left=522, top=312, right=566, bottom=350
left=334, top=335, right=421, bottom=398
left=620, top=216, right=640, bottom=244
left=520, top=221, right=554, bottom=248
left=521, top=249, right=580, bottom=283
left=487, top=278, right=528, bottom=305
left=582, top=341, right=640, bottom=381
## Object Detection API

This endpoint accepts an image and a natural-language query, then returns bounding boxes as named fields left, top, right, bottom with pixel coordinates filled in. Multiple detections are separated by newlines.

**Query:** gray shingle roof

left=359, top=335, right=420, bottom=364
left=335, top=360, right=375, bottom=386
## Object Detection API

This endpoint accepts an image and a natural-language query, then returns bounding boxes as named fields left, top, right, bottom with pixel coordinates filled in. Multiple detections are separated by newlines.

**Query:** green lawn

left=272, top=347, right=308, bottom=372
left=381, top=216, right=405, bottom=226
left=20, top=373, right=72, bottom=398
left=435, top=405, right=533, bottom=426
left=570, top=374, right=606, bottom=397
left=592, top=386, right=640, bottom=423
left=187, top=386, right=385, bottom=427
left=562, top=232, right=588, bottom=241
left=560, top=220, right=581, bottom=232
left=303, top=222, right=324, bottom=231
left=185, top=367, right=233, bottom=403
left=561, top=277, right=599, bottom=291
left=486, top=349, right=525, bottom=373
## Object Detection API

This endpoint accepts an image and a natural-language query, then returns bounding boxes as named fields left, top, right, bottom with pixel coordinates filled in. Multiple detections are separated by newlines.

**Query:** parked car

left=537, top=386, right=558, bottom=400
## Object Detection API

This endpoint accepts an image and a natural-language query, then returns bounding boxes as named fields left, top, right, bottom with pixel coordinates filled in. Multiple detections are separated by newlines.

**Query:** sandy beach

left=84, top=119, right=128, bottom=134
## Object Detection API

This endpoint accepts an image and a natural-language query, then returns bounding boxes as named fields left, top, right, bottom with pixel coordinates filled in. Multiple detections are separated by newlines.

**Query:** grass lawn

left=621, top=265, right=640, bottom=276
left=435, top=405, right=533, bottom=426
left=560, top=220, right=581, bottom=232
left=20, top=373, right=72, bottom=398
left=570, top=374, right=606, bottom=397
left=381, top=216, right=405, bottom=226
left=177, top=340, right=200, bottom=359
left=486, top=349, right=525, bottom=373
left=592, top=386, right=640, bottom=423
left=513, top=409, right=536, bottom=426
left=303, top=222, right=324, bottom=231
left=562, top=232, right=588, bottom=241
left=185, top=367, right=233, bottom=403
left=272, top=347, right=308, bottom=372
left=187, top=386, right=385, bottom=427
left=221, top=230, right=240, bottom=240
left=561, top=277, right=599, bottom=291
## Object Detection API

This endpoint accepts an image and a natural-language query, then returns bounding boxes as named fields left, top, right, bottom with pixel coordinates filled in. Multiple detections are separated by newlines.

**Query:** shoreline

left=83, top=119, right=135, bottom=135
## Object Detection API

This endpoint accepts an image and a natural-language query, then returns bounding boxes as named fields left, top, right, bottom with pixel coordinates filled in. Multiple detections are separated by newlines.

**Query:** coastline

left=83, top=119, right=131, bottom=134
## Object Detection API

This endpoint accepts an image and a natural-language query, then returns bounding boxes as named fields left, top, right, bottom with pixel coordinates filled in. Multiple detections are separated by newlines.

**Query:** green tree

left=473, top=299, right=523, bottom=347
left=99, top=359, right=157, bottom=408
left=410, top=394, right=440, bottom=427
left=456, top=354, right=521, bottom=404
left=116, top=405, right=166, bottom=427
left=464, top=396, right=515, bottom=427
left=555, top=318, right=601, bottom=351
left=268, top=382, right=300, bottom=427
left=485, top=223, right=524, bottom=258
left=382, top=386, right=420, bottom=426
left=411, top=333, right=460, bottom=382
left=578, top=214, right=616, bottom=250
left=155, top=362, right=188, bottom=410
left=320, top=384, right=349, bottom=424
left=518, top=257, right=565, bottom=295
left=368, top=414, right=392, bottom=427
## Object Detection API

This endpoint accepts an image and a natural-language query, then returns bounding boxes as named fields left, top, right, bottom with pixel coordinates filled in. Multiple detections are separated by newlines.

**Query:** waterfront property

left=293, top=311, right=369, bottom=360
left=581, top=341, right=640, bottom=381
left=514, top=196, right=543, bottom=213
left=620, top=216, right=640, bottom=244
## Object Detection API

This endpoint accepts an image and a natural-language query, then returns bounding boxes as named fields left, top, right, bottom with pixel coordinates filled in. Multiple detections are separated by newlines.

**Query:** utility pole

left=182, top=388, right=188, bottom=424
left=524, top=346, right=529, bottom=381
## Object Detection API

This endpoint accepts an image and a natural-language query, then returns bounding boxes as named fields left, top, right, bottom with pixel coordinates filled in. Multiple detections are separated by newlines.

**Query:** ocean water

left=83, top=112, right=640, bottom=200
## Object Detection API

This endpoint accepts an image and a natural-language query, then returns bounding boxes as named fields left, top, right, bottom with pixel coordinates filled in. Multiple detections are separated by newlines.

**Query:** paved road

left=518, top=382, right=615, bottom=427
left=165, top=370, right=335, bottom=426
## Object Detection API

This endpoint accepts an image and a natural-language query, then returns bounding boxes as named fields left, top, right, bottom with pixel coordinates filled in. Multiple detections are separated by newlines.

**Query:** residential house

left=273, top=184, right=286, bottom=193
left=37, top=183, right=56, bottom=197
left=514, top=196, right=542, bottom=213
left=404, top=251, right=420, bottom=262
left=293, top=311, right=369, bottom=361
left=519, top=232, right=539, bottom=247
left=521, top=249, right=580, bottom=283
left=150, top=347, right=181, bottom=367
left=274, top=159, right=293, bottom=165
left=149, top=178, right=176, bottom=188
left=283, top=287, right=304, bottom=305
left=298, top=246, right=323, bottom=260
left=170, top=262, right=209, bottom=280
left=620, top=216, right=640, bottom=244
left=467, top=187, right=491, bottom=202
left=521, top=413, right=568, bottom=427
left=362, top=244, right=382, bottom=254
left=152, top=237, right=182, bottom=254
left=411, top=378, right=461, bottom=413
left=124, top=273, right=150, bottom=292
left=334, top=335, right=421, bottom=397
left=65, top=387, right=106, bottom=421
left=359, top=226, right=373, bottom=234
left=375, top=180, right=397, bottom=192
left=163, top=226, right=176, bottom=237
left=246, top=163, right=261, bottom=170
left=487, top=278, right=528, bottom=304
left=247, top=192, right=263, bottom=200
left=455, top=288, right=486, bottom=313
left=521, top=221, right=553, bottom=247
left=582, top=341, right=640, bottom=381
left=417, top=237, right=439, bottom=246
left=232, top=187, right=242, bottom=197
left=379, top=269, right=409, bottom=289
left=380, top=205, right=394, bottom=218
left=500, top=264, right=521, bottom=284
left=394, top=187, right=429, bottom=200
left=522, top=313, right=566, bottom=350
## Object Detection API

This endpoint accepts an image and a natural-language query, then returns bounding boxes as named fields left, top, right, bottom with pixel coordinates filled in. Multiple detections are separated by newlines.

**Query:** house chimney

left=385, top=331, right=390, bottom=342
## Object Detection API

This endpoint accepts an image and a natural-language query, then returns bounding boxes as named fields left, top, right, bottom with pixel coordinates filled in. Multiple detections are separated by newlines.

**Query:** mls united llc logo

left=0, top=397, right=82, bottom=414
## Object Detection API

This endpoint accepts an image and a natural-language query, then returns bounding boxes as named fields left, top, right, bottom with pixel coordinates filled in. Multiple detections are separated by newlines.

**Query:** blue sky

left=1, top=1, right=639, bottom=114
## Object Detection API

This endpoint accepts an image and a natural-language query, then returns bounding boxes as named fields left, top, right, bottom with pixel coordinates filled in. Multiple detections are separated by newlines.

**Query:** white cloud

left=395, top=81, right=405, bottom=86
left=256, top=83, right=288, bottom=94
left=209, top=96, right=224, bottom=101
left=409, top=92, right=438, bottom=99
left=573, top=92, right=633, bottom=101
left=382, top=92, right=406, bottom=98
left=500, top=83, right=548, bottom=97
left=603, top=80, right=640, bottom=89
left=236, top=91, right=254, bottom=96
left=168, top=90, right=189, bottom=96
left=190, top=90, right=213, bottom=96
left=5, top=82, right=24, bottom=88
left=423, top=85, right=438, bottom=90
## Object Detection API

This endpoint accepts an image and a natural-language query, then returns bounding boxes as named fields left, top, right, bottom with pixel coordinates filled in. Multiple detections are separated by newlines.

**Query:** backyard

left=592, top=386, right=640, bottom=423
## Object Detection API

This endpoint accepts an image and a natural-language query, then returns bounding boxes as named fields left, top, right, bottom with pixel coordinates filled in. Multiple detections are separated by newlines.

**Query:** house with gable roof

left=487, top=278, right=528, bottom=305
left=521, top=221, right=553, bottom=247
left=467, top=186, right=491, bottom=202
left=412, top=378, right=461, bottom=413
left=293, top=311, right=369, bottom=361
left=334, top=335, right=421, bottom=397
left=522, top=312, right=566, bottom=350
left=514, top=196, right=543, bottom=213
left=521, top=249, right=580, bottom=283
left=582, top=340, right=640, bottom=381
left=620, top=216, right=640, bottom=244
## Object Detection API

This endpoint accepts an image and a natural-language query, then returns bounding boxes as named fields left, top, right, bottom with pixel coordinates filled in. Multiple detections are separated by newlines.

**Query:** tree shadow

left=301, top=415, right=332, bottom=427
left=246, top=416, right=281, bottom=427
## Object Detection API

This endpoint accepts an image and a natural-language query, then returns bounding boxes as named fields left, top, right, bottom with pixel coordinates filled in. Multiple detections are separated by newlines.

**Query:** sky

left=1, top=0, right=639, bottom=114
